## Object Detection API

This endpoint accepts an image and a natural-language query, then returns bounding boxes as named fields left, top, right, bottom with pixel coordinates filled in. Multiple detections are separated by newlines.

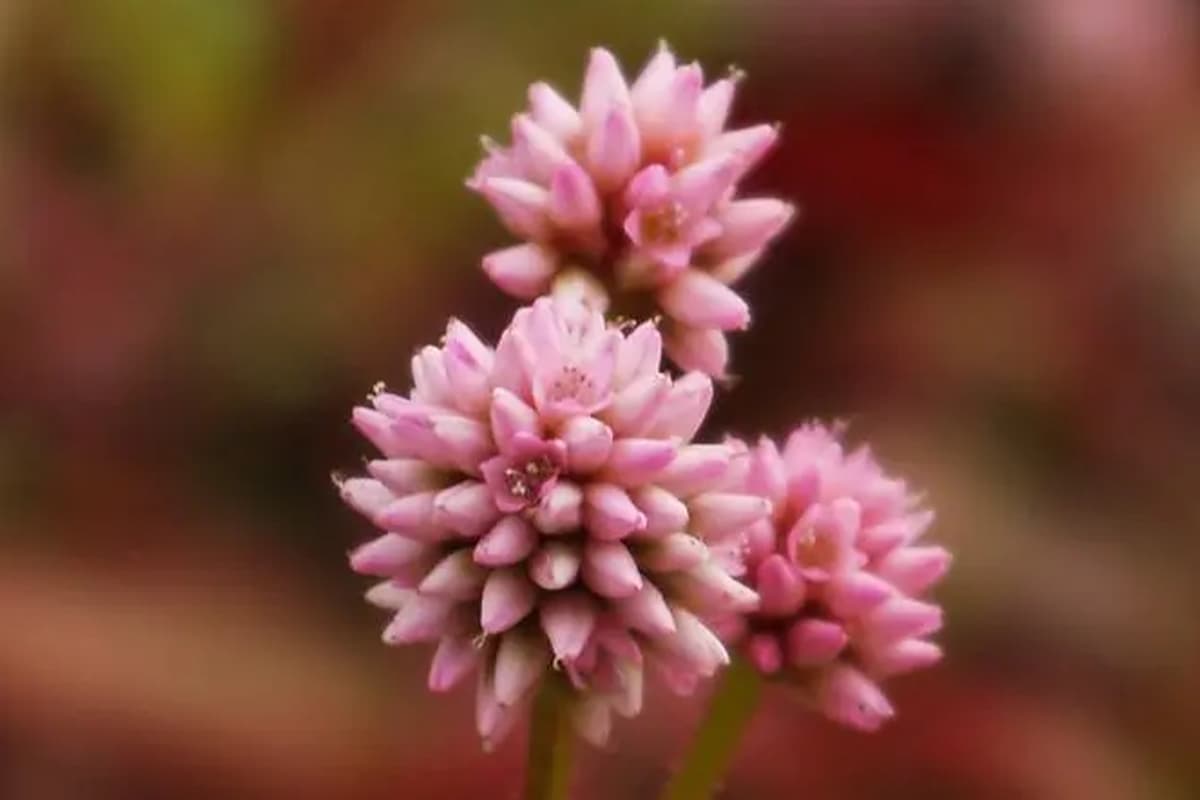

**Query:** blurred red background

left=2, top=1, right=1199, bottom=798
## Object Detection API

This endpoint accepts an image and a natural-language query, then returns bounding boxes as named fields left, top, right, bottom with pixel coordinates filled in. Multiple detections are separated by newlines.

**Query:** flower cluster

left=338, top=42, right=948, bottom=751
left=339, top=297, right=768, bottom=747
left=469, top=44, right=794, bottom=377
left=718, top=424, right=951, bottom=731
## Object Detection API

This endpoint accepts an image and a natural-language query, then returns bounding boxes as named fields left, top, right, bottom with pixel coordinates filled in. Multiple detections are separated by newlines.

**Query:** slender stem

left=524, top=676, right=576, bottom=800
left=661, top=658, right=762, bottom=800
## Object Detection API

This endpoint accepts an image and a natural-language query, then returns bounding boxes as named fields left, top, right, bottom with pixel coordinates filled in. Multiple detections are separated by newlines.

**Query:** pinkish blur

left=2, top=1, right=1198, bottom=798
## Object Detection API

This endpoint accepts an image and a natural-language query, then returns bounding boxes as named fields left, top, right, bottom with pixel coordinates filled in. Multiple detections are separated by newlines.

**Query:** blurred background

left=2, top=1, right=1199, bottom=797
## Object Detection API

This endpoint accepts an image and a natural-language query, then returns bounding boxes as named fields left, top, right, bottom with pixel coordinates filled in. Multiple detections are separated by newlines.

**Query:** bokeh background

left=3, top=1, right=1199, bottom=797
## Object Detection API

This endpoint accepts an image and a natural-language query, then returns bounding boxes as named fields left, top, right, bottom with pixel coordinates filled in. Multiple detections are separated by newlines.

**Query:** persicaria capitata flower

left=337, top=297, right=770, bottom=748
left=718, top=423, right=950, bottom=732
left=469, top=43, right=795, bottom=378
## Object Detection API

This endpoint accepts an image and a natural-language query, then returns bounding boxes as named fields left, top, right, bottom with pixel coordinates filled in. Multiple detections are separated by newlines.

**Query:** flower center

left=503, top=455, right=559, bottom=502
left=546, top=363, right=595, bottom=404
left=792, top=527, right=839, bottom=572
left=640, top=202, right=686, bottom=244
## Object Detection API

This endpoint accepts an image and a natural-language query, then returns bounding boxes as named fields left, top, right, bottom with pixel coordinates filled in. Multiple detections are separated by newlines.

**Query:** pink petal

left=478, top=177, right=552, bottom=240
left=707, top=198, right=795, bottom=260
left=746, top=632, right=784, bottom=675
left=709, top=248, right=765, bottom=286
left=366, top=458, right=442, bottom=496
left=582, top=540, right=643, bottom=598
left=528, top=541, right=582, bottom=590
left=603, top=373, right=671, bottom=436
left=528, top=81, right=582, bottom=142
left=428, top=635, right=479, bottom=692
left=659, top=606, right=729, bottom=676
left=482, top=243, right=557, bottom=299
left=489, top=388, right=541, bottom=456
left=351, top=407, right=407, bottom=457
left=548, top=162, right=603, bottom=232
left=663, top=324, right=729, bottom=378
left=480, top=567, right=537, bottom=633
left=631, top=42, right=677, bottom=129
left=746, top=436, right=788, bottom=508
left=614, top=581, right=677, bottom=637
left=863, top=638, right=943, bottom=678
left=419, top=548, right=487, bottom=600
left=653, top=444, right=731, bottom=498
left=659, top=63, right=703, bottom=144
left=755, top=553, right=806, bottom=617
left=540, top=591, right=597, bottom=663
left=823, top=571, right=894, bottom=617
left=601, top=438, right=677, bottom=486
left=613, top=321, right=664, bottom=388
left=349, top=533, right=434, bottom=577
left=687, top=492, right=772, bottom=539
left=532, top=481, right=583, bottom=534
left=860, top=597, right=944, bottom=643
left=668, top=560, right=759, bottom=612
left=630, top=485, right=690, bottom=538
left=671, top=153, right=741, bottom=214
left=494, top=628, right=550, bottom=706
left=646, top=372, right=713, bottom=441
left=364, top=581, right=410, bottom=610
left=579, top=47, right=631, bottom=129
left=376, top=490, right=443, bottom=539
left=560, top=415, right=614, bottom=474
left=511, top=113, right=572, bottom=182
left=786, top=619, right=848, bottom=667
left=874, top=545, right=952, bottom=595
left=704, top=123, right=779, bottom=179
left=383, top=594, right=455, bottom=644
left=817, top=666, right=894, bottom=732
left=338, top=477, right=395, bottom=522
left=474, top=515, right=538, bottom=566
left=408, top=348, right=452, bottom=407
left=586, top=106, right=641, bottom=191
left=623, top=164, right=672, bottom=211
left=431, top=415, right=494, bottom=475
left=639, top=533, right=708, bottom=572
left=658, top=271, right=750, bottom=331
left=433, top=481, right=500, bottom=538
left=584, top=483, right=647, bottom=540
left=697, top=75, right=737, bottom=140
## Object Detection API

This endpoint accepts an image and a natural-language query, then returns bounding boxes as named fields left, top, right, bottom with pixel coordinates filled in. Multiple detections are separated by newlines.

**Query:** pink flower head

left=469, top=43, right=795, bottom=377
left=337, top=297, right=770, bottom=749
left=720, top=423, right=950, bottom=732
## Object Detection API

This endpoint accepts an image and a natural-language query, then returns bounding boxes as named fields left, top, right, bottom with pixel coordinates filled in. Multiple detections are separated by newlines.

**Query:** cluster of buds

left=717, top=425, right=950, bottom=730
left=340, top=298, right=767, bottom=747
left=338, top=43, right=947, bottom=748
left=469, top=44, right=794, bottom=378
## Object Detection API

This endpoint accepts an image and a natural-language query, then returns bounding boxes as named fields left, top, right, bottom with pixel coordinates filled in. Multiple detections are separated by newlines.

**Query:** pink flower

left=338, top=297, right=770, bottom=748
left=468, top=43, right=795, bottom=377
left=719, top=423, right=950, bottom=732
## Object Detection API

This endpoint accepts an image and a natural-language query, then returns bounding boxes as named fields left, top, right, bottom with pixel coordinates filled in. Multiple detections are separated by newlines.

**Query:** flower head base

left=338, top=297, right=769, bottom=748
left=469, top=43, right=795, bottom=377
left=720, top=423, right=950, bottom=732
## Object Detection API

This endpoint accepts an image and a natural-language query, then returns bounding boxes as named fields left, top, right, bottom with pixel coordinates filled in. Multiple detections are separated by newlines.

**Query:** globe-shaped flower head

left=338, top=297, right=769, bottom=747
left=720, top=423, right=950, bottom=731
left=469, top=43, right=795, bottom=377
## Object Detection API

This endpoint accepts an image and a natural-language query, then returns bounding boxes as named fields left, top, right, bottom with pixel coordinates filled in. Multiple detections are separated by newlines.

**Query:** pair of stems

left=523, top=658, right=762, bottom=800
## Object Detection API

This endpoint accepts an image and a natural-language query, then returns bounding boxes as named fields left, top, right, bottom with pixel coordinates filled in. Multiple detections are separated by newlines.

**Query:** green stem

left=524, top=677, right=576, bottom=800
left=661, top=658, right=762, bottom=800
